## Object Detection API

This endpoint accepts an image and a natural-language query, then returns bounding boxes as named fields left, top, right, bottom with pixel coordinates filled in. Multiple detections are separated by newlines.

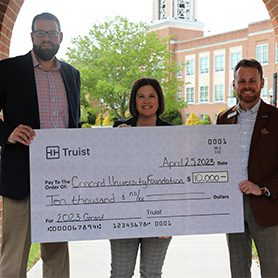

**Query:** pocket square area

left=261, top=128, right=270, bottom=134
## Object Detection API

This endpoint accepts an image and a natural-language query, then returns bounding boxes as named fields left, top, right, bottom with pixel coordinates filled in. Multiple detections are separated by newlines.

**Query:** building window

left=177, top=0, right=190, bottom=20
left=177, top=62, right=182, bottom=79
left=261, top=78, right=268, bottom=98
left=177, top=91, right=184, bottom=101
left=229, top=83, right=235, bottom=97
left=186, top=87, right=194, bottom=103
left=200, top=57, right=209, bottom=74
left=230, top=51, right=241, bottom=70
left=199, top=86, right=209, bottom=103
left=159, top=0, right=166, bottom=19
left=185, top=59, right=195, bottom=75
left=256, top=44, right=268, bottom=64
left=214, top=84, right=224, bottom=102
left=215, top=54, right=225, bottom=72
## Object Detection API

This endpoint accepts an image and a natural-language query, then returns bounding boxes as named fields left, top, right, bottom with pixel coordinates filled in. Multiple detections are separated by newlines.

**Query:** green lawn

left=27, top=243, right=41, bottom=271
left=252, top=240, right=258, bottom=260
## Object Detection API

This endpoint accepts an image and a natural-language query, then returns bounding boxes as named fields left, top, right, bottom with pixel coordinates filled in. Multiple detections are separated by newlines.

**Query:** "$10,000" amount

left=192, top=171, right=228, bottom=184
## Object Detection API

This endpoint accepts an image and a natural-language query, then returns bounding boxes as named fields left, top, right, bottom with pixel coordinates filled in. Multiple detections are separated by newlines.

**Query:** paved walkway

left=28, top=234, right=261, bottom=278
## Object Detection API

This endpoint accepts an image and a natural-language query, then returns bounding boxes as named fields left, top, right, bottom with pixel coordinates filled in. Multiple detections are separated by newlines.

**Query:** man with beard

left=217, top=59, right=278, bottom=277
left=0, top=12, right=80, bottom=277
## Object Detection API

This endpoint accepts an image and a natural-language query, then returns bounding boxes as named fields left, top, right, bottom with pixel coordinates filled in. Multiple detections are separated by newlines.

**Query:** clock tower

left=150, top=0, right=204, bottom=41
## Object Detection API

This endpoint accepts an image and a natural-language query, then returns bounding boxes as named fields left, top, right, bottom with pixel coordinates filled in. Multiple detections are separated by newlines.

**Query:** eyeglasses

left=33, top=30, right=60, bottom=38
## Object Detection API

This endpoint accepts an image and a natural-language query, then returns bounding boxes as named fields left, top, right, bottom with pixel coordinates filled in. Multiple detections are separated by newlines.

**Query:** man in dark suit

left=0, top=12, right=80, bottom=277
left=217, top=59, right=278, bottom=277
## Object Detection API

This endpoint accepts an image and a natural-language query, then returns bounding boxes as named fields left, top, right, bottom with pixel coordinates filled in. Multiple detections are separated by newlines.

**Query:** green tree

left=66, top=16, right=184, bottom=120
left=80, top=105, right=97, bottom=125
left=86, top=107, right=97, bottom=125
left=162, top=110, right=183, bottom=125
left=80, top=105, right=88, bottom=123
left=200, top=114, right=211, bottom=125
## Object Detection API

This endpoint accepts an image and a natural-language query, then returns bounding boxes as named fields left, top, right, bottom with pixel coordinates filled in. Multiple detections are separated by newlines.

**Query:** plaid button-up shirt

left=32, top=51, right=69, bottom=129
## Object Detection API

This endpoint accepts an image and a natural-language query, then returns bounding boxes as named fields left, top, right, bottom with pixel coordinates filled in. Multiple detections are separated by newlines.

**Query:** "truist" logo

left=46, top=146, right=91, bottom=160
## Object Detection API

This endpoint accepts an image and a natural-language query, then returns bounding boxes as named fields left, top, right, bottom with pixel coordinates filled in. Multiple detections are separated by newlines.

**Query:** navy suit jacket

left=0, top=52, right=80, bottom=199
left=217, top=100, right=278, bottom=227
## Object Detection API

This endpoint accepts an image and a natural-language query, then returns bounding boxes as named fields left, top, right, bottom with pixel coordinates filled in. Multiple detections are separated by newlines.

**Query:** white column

left=166, top=0, right=174, bottom=19
left=191, top=0, right=196, bottom=20
left=152, top=0, right=158, bottom=21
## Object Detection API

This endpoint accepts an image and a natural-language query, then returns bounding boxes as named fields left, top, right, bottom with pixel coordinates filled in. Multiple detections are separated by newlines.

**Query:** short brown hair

left=234, top=58, right=263, bottom=79
left=32, top=12, right=61, bottom=32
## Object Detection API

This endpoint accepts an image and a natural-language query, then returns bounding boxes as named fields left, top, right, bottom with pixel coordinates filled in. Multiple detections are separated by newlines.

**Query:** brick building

left=150, top=0, right=278, bottom=123
left=0, top=0, right=278, bottom=251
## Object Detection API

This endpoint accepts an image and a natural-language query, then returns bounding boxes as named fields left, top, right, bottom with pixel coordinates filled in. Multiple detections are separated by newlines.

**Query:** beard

left=237, top=88, right=260, bottom=104
left=33, top=43, right=60, bottom=61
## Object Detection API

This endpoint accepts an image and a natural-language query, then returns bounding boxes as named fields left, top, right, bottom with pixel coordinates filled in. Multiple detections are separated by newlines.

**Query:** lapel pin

left=227, top=111, right=237, bottom=119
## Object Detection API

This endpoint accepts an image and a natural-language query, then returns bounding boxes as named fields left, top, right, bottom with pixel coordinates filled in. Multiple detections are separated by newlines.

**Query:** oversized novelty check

left=30, top=125, right=244, bottom=243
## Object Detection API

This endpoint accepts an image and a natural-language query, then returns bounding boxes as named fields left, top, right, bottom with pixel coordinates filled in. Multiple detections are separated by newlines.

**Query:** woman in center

left=110, top=77, right=172, bottom=278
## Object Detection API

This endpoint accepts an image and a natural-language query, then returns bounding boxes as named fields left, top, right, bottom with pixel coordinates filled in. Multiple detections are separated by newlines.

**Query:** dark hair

left=234, top=58, right=263, bottom=79
left=129, top=77, right=165, bottom=118
left=32, top=12, right=61, bottom=32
